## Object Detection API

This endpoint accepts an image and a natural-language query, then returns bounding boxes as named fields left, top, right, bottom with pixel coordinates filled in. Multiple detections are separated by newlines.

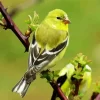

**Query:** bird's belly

left=36, top=24, right=67, bottom=49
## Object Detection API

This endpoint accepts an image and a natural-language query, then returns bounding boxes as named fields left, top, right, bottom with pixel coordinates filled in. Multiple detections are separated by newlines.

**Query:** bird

left=12, top=9, right=70, bottom=97
left=51, top=63, right=92, bottom=100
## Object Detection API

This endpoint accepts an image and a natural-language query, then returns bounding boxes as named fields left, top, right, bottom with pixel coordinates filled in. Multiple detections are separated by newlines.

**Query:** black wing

left=28, top=36, right=69, bottom=73
left=28, top=35, right=41, bottom=68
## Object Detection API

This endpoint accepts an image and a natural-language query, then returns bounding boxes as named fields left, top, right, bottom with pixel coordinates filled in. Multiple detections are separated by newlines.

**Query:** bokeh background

left=0, top=0, right=100, bottom=100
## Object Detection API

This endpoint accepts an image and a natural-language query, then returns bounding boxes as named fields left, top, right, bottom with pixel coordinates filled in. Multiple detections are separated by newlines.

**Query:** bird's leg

left=41, top=69, right=51, bottom=74
left=40, top=69, right=60, bottom=83
left=40, top=69, right=55, bottom=82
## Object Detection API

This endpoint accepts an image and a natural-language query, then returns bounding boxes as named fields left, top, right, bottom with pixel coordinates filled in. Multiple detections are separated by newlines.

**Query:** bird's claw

left=40, top=69, right=55, bottom=82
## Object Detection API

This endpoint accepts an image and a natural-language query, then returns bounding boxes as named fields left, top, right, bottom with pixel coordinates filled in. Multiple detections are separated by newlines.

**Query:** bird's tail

left=12, top=77, right=30, bottom=97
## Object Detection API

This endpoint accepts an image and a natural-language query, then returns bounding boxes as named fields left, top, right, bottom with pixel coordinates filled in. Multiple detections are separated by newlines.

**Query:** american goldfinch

left=51, top=63, right=92, bottom=100
left=12, top=9, right=70, bottom=97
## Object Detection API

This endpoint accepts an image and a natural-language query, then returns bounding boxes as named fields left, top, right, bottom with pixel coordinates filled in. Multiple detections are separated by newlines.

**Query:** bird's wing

left=28, top=36, right=69, bottom=71
left=28, top=35, right=41, bottom=68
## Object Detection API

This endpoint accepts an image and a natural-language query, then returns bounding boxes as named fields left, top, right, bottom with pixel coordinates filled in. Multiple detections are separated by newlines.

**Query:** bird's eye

left=56, top=17, right=62, bottom=20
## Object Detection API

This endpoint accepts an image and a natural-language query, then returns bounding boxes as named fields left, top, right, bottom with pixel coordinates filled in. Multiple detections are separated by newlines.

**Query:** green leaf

left=83, top=68, right=91, bottom=72
left=0, top=12, right=3, bottom=20
left=0, top=20, right=4, bottom=25
left=0, top=12, right=4, bottom=26
left=25, top=11, right=39, bottom=32
left=71, top=53, right=91, bottom=70
left=29, top=24, right=38, bottom=31
left=53, top=70, right=60, bottom=77
left=92, top=82, right=100, bottom=93
left=73, top=96, right=81, bottom=100
left=73, top=74, right=82, bottom=80
left=40, top=70, right=55, bottom=82
left=33, top=11, right=39, bottom=24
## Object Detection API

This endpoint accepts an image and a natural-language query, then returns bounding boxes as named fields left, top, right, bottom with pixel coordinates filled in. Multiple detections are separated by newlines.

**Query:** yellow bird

left=12, top=9, right=70, bottom=97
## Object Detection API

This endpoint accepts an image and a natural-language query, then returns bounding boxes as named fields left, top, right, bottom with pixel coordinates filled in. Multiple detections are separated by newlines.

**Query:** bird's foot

left=40, top=69, right=60, bottom=82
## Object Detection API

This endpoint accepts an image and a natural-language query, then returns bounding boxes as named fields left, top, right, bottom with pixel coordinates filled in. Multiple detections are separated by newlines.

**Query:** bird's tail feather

left=12, top=77, right=30, bottom=97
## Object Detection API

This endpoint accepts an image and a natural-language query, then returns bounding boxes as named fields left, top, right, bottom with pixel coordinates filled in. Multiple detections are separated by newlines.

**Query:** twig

left=50, top=80, right=68, bottom=100
left=0, top=2, right=68, bottom=100
left=9, top=0, right=37, bottom=17
left=74, top=79, right=82, bottom=96
left=91, top=92, right=100, bottom=100
left=41, top=70, right=68, bottom=100
left=0, top=2, right=30, bottom=52
left=71, top=63, right=82, bottom=96
left=95, top=94, right=100, bottom=100
left=74, top=64, right=82, bottom=96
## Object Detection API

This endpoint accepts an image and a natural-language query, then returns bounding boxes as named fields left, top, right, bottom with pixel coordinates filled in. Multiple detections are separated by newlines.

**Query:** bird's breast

left=35, top=22, right=67, bottom=50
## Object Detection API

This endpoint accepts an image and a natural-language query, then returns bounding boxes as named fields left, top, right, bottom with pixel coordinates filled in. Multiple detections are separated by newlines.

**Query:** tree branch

left=41, top=70, right=68, bottom=100
left=50, top=80, right=68, bottom=100
left=73, top=63, right=83, bottom=96
left=0, top=2, right=29, bottom=52
left=95, top=94, right=100, bottom=100
left=74, top=79, right=82, bottom=96
left=9, top=0, right=37, bottom=17
left=91, top=92, right=100, bottom=100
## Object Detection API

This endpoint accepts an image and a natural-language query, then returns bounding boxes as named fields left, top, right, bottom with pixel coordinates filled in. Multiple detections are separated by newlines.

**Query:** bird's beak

left=63, top=17, right=71, bottom=24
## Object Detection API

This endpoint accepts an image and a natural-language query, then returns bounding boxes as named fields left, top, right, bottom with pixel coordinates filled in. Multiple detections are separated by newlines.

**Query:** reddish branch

left=71, top=63, right=83, bottom=96
left=91, top=92, right=100, bottom=100
left=50, top=81, right=68, bottom=100
left=95, top=94, right=100, bottom=100
left=73, top=79, right=82, bottom=96
left=0, top=2, right=29, bottom=52
left=0, top=2, right=67, bottom=100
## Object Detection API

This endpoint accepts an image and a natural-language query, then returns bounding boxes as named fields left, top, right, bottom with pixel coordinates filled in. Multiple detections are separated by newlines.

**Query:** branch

left=91, top=92, right=100, bottom=100
left=41, top=70, right=68, bottom=100
left=73, top=63, right=83, bottom=96
left=95, top=94, right=100, bottom=100
left=0, top=2, right=29, bottom=52
left=73, top=79, right=82, bottom=96
left=9, top=0, right=37, bottom=17
left=50, top=80, right=68, bottom=100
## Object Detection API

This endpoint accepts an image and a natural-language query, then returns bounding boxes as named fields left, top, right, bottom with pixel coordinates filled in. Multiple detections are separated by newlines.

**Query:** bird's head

left=45, top=9, right=71, bottom=31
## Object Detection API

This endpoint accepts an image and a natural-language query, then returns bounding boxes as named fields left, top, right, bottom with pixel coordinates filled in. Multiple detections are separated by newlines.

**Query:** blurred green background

left=0, top=0, right=100, bottom=100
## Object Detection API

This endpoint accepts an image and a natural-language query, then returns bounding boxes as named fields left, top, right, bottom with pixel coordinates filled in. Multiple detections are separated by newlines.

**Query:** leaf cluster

left=25, top=11, right=39, bottom=32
